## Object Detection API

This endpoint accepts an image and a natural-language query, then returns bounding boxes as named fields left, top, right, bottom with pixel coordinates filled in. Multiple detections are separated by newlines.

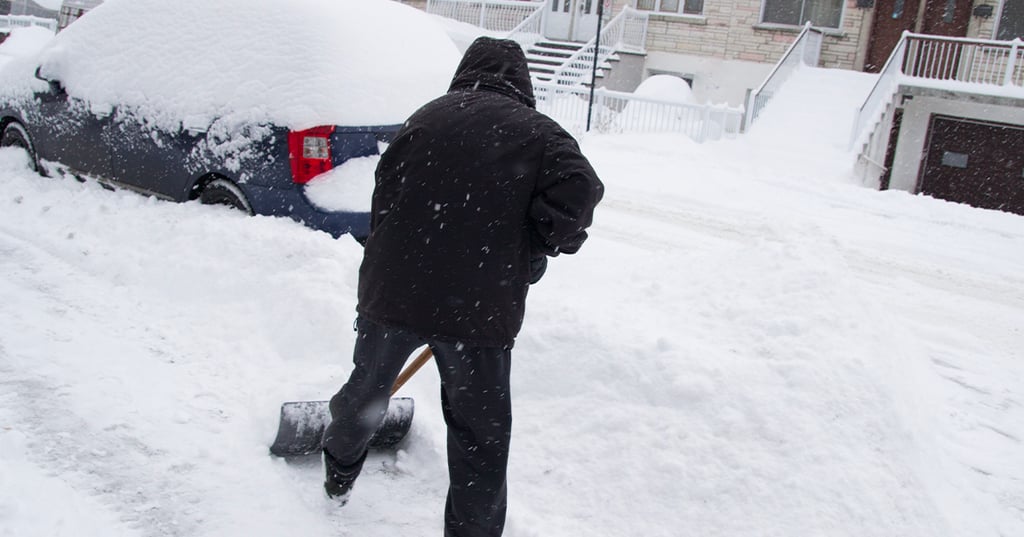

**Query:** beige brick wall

left=641, top=0, right=870, bottom=70
left=969, top=13, right=998, bottom=40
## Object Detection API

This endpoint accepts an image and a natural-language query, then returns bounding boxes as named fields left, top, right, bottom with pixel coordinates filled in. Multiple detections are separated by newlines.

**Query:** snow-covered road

left=2, top=66, right=1023, bottom=537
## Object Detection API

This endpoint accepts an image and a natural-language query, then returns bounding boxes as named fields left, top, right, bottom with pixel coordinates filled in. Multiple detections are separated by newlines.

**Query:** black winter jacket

left=356, top=37, right=604, bottom=348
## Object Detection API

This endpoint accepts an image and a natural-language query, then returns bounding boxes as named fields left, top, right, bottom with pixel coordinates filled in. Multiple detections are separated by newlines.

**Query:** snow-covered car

left=0, top=0, right=460, bottom=240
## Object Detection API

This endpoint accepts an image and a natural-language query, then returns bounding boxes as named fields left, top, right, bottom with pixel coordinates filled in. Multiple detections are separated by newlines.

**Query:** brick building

left=617, top=0, right=1019, bottom=104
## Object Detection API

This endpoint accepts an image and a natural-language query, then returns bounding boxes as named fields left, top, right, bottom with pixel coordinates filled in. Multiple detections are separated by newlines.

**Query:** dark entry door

left=920, top=0, right=972, bottom=36
left=866, top=0, right=922, bottom=72
left=918, top=115, right=1024, bottom=215
left=865, top=0, right=972, bottom=73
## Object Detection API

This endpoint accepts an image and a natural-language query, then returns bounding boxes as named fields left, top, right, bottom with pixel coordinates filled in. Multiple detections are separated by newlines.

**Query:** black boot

left=323, top=449, right=367, bottom=505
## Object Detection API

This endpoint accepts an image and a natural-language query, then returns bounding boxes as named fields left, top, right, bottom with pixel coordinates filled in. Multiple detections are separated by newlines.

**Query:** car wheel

left=1, top=122, right=39, bottom=172
left=199, top=178, right=253, bottom=215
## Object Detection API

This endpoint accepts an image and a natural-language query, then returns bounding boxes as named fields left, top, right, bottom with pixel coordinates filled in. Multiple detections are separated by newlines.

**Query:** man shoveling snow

left=321, top=37, right=604, bottom=537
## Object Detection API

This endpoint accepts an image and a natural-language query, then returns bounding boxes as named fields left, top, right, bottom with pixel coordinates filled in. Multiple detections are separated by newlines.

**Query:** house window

left=636, top=0, right=705, bottom=16
left=997, top=0, right=1024, bottom=40
left=761, top=0, right=843, bottom=28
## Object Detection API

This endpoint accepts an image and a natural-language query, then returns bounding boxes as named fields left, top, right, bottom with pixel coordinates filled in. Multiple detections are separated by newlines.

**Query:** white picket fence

left=535, top=83, right=744, bottom=142
left=0, top=14, right=57, bottom=33
left=426, top=0, right=545, bottom=33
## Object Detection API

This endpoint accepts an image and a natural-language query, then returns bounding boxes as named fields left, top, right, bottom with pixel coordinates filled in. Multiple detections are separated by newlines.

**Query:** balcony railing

left=903, top=35, right=1023, bottom=86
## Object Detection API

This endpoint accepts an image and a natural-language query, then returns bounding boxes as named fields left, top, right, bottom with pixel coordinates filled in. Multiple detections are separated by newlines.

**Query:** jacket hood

left=448, top=37, right=536, bottom=109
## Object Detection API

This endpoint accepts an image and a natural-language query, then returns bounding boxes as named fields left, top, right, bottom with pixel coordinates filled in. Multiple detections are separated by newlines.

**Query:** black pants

left=323, top=318, right=512, bottom=537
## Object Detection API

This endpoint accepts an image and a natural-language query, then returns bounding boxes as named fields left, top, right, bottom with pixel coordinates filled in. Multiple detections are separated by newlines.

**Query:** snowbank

left=0, top=26, right=54, bottom=60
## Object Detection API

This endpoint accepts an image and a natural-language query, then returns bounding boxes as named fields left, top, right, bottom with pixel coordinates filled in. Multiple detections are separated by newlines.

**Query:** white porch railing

left=506, top=3, right=545, bottom=49
left=743, top=22, right=823, bottom=131
left=551, top=7, right=649, bottom=86
left=426, top=0, right=545, bottom=33
left=850, top=34, right=1024, bottom=149
left=848, top=36, right=908, bottom=151
left=0, top=14, right=57, bottom=33
left=903, top=34, right=1023, bottom=86
left=535, top=82, right=744, bottom=142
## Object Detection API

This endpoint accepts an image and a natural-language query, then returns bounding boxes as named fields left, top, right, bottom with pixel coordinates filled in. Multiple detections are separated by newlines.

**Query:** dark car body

left=0, top=0, right=460, bottom=240
left=0, top=75, right=395, bottom=239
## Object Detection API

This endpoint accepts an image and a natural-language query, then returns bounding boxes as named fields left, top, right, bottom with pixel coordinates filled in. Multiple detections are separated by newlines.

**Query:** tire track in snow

left=841, top=247, right=1024, bottom=310
left=600, top=197, right=769, bottom=247
left=0, top=370, right=206, bottom=537
left=600, top=197, right=1024, bottom=308
left=0, top=231, right=208, bottom=537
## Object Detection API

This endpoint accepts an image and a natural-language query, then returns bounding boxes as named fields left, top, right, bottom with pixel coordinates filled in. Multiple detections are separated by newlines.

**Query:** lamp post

left=585, top=0, right=605, bottom=132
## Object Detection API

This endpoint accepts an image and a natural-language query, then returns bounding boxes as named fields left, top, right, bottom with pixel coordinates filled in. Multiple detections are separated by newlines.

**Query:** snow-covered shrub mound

left=633, top=74, right=698, bottom=104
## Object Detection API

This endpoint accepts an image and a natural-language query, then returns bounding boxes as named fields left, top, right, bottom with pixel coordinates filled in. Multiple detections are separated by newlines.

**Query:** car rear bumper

left=239, top=182, right=370, bottom=240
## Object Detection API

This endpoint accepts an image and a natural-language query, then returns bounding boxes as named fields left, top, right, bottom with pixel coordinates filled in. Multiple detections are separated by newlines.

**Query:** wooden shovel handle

left=390, top=346, right=434, bottom=396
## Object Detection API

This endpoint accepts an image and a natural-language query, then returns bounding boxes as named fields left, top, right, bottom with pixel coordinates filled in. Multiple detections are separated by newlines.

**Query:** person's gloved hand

left=529, top=255, right=547, bottom=285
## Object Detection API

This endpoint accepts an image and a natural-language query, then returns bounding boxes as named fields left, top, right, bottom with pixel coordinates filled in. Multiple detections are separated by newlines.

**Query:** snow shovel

left=269, top=346, right=434, bottom=457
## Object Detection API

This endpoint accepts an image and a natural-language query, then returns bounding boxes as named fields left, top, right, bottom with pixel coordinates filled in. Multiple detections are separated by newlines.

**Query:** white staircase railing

left=743, top=22, right=823, bottom=131
left=426, top=0, right=545, bottom=33
left=848, top=35, right=908, bottom=151
left=0, top=14, right=57, bottom=33
left=849, top=33, right=1023, bottom=149
left=505, top=3, right=545, bottom=49
left=551, top=7, right=649, bottom=87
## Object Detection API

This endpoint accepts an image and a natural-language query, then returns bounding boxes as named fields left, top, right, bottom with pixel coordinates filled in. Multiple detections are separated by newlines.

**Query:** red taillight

left=288, top=126, right=336, bottom=184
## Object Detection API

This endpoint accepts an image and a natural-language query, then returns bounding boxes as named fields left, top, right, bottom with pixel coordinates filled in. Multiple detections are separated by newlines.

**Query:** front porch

left=852, top=34, right=1024, bottom=214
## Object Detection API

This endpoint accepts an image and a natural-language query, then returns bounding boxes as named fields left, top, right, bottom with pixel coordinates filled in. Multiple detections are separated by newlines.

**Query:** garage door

left=918, top=115, right=1024, bottom=215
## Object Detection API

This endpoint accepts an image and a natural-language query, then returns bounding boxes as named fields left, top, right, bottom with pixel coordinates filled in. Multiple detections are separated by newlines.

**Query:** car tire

left=199, top=178, right=253, bottom=215
left=1, top=122, right=39, bottom=172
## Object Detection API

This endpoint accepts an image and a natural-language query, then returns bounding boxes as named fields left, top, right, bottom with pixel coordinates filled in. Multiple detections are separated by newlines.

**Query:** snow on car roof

left=20, top=0, right=461, bottom=131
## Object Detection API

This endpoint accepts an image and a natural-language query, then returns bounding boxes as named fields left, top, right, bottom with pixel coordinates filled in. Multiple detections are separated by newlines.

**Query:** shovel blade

left=269, top=397, right=414, bottom=457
